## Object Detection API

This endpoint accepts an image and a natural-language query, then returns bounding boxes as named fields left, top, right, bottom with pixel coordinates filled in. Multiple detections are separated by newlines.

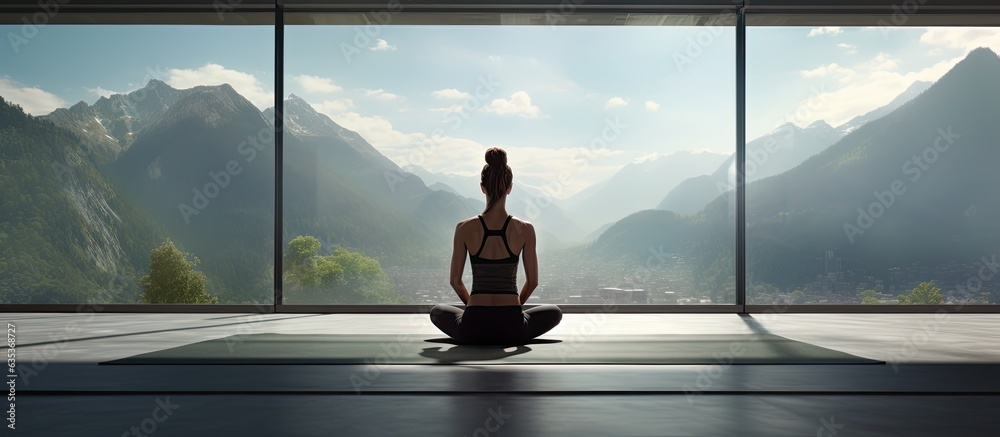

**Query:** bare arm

left=519, top=223, right=538, bottom=305
left=449, top=222, right=471, bottom=305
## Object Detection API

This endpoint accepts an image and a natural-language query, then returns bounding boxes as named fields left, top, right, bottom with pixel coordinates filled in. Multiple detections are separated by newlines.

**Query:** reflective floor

left=5, top=312, right=999, bottom=436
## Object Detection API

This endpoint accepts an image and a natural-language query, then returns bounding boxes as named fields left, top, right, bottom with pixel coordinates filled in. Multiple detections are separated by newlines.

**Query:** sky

left=2, top=24, right=999, bottom=198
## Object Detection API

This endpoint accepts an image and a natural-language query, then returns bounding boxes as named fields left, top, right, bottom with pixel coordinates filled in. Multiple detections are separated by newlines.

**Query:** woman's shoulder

left=455, top=216, right=480, bottom=230
left=507, top=215, right=535, bottom=234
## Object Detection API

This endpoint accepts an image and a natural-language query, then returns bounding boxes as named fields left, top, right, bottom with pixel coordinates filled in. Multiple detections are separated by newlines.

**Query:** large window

left=2, top=2, right=999, bottom=311
left=746, top=20, right=1000, bottom=306
left=0, top=24, right=275, bottom=304
left=281, top=14, right=736, bottom=305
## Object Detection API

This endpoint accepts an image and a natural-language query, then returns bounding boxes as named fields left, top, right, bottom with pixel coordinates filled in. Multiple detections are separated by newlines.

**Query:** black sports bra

left=469, top=215, right=519, bottom=295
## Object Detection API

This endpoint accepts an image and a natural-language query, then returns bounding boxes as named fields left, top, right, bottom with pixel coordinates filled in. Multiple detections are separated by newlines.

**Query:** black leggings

left=430, top=304, right=562, bottom=346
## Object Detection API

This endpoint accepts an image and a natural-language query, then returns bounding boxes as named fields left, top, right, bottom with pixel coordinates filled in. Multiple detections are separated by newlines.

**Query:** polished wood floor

left=6, top=312, right=1000, bottom=436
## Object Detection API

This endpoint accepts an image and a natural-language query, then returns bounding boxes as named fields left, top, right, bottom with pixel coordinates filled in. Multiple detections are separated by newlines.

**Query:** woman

left=430, top=147, right=562, bottom=346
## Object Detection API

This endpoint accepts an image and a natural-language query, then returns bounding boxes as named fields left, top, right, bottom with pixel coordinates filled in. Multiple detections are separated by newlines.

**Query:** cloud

left=0, top=77, right=66, bottom=115
left=370, top=39, right=397, bottom=51
left=790, top=52, right=961, bottom=127
left=312, top=98, right=354, bottom=114
left=861, top=52, right=899, bottom=71
left=502, top=146, right=625, bottom=198
left=431, top=88, right=471, bottom=99
left=166, top=63, right=273, bottom=109
left=799, top=62, right=856, bottom=82
left=391, top=140, right=626, bottom=199
left=365, top=88, right=400, bottom=101
left=837, top=43, right=858, bottom=55
left=807, top=27, right=843, bottom=37
left=632, top=152, right=661, bottom=164
left=644, top=100, right=660, bottom=112
left=484, top=91, right=544, bottom=118
left=487, top=55, right=502, bottom=62
left=85, top=86, right=120, bottom=99
left=919, top=27, right=1000, bottom=53
left=295, top=75, right=342, bottom=93
left=308, top=94, right=619, bottom=198
left=604, top=97, right=629, bottom=109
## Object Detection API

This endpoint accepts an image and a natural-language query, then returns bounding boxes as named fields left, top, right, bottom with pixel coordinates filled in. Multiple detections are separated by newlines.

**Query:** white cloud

left=166, top=63, right=273, bottom=109
left=308, top=94, right=619, bottom=198
left=0, top=77, right=66, bottom=116
left=807, top=26, right=843, bottom=37
left=85, top=86, right=120, bottom=99
left=487, top=55, right=502, bottom=62
left=837, top=43, right=858, bottom=55
left=632, top=152, right=661, bottom=164
left=644, top=100, right=660, bottom=112
left=920, top=27, right=1000, bottom=53
left=484, top=91, right=544, bottom=118
left=295, top=75, right=342, bottom=93
left=370, top=39, right=397, bottom=51
left=861, top=52, right=899, bottom=71
left=365, top=88, right=400, bottom=101
left=604, top=97, right=629, bottom=109
left=799, top=62, right=856, bottom=83
left=503, top=146, right=625, bottom=198
left=432, top=88, right=471, bottom=100
left=312, top=99, right=354, bottom=114
left=791, top=52, right=961, bottom=127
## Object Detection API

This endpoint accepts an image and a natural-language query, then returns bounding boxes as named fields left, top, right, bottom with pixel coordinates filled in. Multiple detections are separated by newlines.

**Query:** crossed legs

left=430, top=304, right=562, bottom=345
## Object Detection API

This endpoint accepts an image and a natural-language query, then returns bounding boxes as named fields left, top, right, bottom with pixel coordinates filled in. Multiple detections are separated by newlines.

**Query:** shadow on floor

left=418, top=338, right=562, bottom=363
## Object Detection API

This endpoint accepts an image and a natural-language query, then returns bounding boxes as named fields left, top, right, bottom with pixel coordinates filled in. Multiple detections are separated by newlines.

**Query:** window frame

left=1, top=0, right=999, bottom=313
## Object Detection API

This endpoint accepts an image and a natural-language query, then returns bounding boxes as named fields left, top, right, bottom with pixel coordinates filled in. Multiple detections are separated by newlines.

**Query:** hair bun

left=485, top=147, right=507, bottom=167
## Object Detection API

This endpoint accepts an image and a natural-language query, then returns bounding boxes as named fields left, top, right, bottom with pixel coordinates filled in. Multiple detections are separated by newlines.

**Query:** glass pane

left=747, top=23, right=1000, bottom=305
left=283, top=15, right=736, bottom=305
left=0, top=25, right=275, bottom=304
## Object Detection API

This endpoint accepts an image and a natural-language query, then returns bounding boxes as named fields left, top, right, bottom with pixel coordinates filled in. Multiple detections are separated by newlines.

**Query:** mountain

left=428, top=181, right=462, bottom=196
left=742, top=47, right=1000, bottom=287
left=265, top=94, right=401, bottom=171
left=4, top=81, right=487, bottom=303
left=0, top=96, right=166, bottom=303
left=44, top=79, right=190, bottom=163
left=275, top=94, right=480, bottom=265
left=594, top=47, right=1000, bottom=292
left=836, top=80, right=933, bottom=136
left=657, top=81, right=933, bottom=215
left=107, top=83, right=276, bottom=303
left=562, top=150, right=727, bottom=232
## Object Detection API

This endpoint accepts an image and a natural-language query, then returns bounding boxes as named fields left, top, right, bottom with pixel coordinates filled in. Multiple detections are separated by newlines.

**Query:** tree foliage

left=860, top=289, right=881, bottom=304
left=139, top=239, right=218, bottom=304
left=283, top=235, right=409, bottom=304
left=897, top=281, right=944, bottom=305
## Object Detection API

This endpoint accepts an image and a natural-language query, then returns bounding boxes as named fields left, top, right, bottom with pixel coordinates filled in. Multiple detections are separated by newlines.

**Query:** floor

left=5, top=311, right=1000, bottom=436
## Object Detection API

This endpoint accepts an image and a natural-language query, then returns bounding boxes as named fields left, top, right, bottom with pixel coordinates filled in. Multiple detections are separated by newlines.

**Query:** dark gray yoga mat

left=100, top=333, right=882, bottom=365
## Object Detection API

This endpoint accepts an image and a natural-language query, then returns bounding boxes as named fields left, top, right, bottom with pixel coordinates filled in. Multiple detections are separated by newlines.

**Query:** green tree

left=283, top=235, right=409, bottom=304
left=897, top=282, right=944, bottom=305
left=139, top=239, right=218, bottom=304
left=860, top=289, right=881, bottom=304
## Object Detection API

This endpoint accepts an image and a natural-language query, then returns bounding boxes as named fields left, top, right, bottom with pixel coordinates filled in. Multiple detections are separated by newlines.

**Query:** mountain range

left=2, top=47, right=993, bottom=304
left=3, top=81, right=486, bottom=303
left=657, top=80, right=933, bottom=216
left=591, top=47, right=1000, bottom=294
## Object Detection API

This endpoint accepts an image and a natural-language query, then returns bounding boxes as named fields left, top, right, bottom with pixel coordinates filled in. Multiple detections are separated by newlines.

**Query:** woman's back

left=461, top=213, right=528, bottom=306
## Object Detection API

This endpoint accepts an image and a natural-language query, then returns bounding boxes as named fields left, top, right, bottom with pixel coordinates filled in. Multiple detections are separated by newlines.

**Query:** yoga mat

left=101, top=333, right=882, bottom=365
